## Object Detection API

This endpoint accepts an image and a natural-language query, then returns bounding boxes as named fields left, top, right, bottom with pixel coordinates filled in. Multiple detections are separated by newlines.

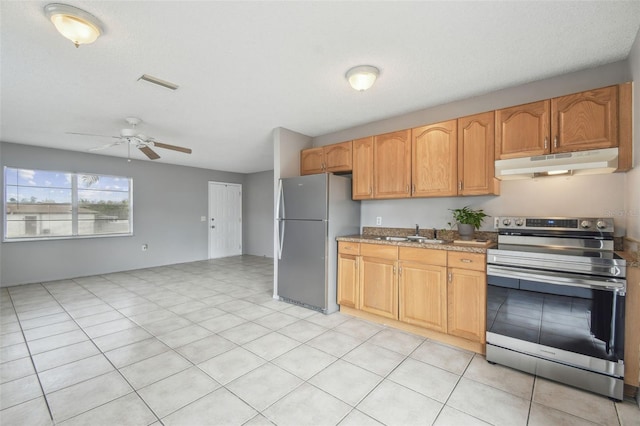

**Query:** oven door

left=486, top=264, right=625, bottom=376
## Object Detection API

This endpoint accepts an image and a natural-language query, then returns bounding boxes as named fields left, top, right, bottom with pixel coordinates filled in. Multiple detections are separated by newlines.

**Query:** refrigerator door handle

left=277, top=219, right=285, bottom=260
left=276, top=179, right=285, bottom=220
left=276, top=179, right=285, bottom=260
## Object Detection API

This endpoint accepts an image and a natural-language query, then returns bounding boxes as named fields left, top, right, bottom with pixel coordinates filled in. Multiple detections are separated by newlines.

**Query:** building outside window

left=4, top=167, right=132, bottom=240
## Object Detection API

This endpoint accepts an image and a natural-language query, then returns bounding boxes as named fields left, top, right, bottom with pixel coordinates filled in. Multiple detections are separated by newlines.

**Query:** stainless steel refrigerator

left=276, top=173, right=360, bottom=314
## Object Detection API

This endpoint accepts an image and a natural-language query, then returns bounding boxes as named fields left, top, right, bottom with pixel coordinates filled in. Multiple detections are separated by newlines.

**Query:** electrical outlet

left=200, top=216, right=206, bottom=222
left=376, top=216, right=382, bottom=226
left=142, top=244, right=148, bottom=251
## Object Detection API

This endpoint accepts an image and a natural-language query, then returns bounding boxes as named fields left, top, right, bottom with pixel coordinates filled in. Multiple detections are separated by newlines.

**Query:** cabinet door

left=360, top=257, right=398, bottom=319
left=447, top=268, right=486, bottom=343
left=373, top=130, right=411, bottom=199
left=458, top=112, right=498, bottom=195
left=300, top=147, right=324, bottom=175
left=325, top=141, right=353, bottom=173
left=352, top=137, right=374, bottom=200
left=337, top=253, right=359, bottom=308
left=495, top=100, right=550, bottom=159
left=411, top=120, right=457, bottom=197
left=399, top=262, right=447, bottom=332
left=551, top=86, right=618, bottom=153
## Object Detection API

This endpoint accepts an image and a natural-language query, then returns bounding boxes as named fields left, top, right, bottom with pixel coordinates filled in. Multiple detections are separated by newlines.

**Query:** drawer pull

left=460, top=259, right=473, bottom=263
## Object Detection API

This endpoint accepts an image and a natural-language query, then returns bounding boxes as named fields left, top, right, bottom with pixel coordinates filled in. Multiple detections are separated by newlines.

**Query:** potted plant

left=449, top=206, right=488, bottom=240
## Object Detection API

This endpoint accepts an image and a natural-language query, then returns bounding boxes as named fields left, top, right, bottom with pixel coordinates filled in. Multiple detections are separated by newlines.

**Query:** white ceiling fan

left=68, top=117, right=192, bottom=160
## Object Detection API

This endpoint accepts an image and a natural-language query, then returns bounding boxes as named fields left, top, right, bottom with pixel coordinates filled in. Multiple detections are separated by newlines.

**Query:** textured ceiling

left=1, top=1, right=639, bottom=173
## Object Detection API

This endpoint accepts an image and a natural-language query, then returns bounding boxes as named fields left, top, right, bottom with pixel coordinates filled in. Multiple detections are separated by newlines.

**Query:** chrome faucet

left=433, top=228, right=438, bottom=239
left=415, top=224, right=419, bottom=236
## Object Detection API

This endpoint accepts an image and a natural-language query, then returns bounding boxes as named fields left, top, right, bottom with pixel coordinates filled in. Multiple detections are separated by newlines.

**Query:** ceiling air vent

left=137, top=74, right=179, bottom=90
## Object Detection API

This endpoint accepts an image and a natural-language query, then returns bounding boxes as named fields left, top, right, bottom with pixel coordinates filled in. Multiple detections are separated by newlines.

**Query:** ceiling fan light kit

left=346, top=65, right=380, bottom=91
left=44, top=3, right=103, bottom=48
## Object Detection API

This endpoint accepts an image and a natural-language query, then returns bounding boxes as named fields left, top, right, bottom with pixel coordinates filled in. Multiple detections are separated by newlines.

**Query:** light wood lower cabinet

left=359, top=244, right=398, bottom=320
left=337, top=243, right=360, bottom=309
left=399, top=262, right=448, bottom=333
left=447, top=252, right=486, bottom=343
left=337, top=242, right=487, bottom=346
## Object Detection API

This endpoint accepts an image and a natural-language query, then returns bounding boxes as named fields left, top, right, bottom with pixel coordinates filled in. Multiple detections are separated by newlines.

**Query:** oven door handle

left=487, top=265, right=626, bottom=293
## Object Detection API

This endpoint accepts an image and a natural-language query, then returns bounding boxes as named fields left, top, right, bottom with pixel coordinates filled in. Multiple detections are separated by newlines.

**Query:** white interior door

left=208, top=182, right=242, bottom=259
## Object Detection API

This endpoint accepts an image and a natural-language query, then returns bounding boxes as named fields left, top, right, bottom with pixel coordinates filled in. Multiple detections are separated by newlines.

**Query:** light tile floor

left=1, top=255, right=639, bottom=426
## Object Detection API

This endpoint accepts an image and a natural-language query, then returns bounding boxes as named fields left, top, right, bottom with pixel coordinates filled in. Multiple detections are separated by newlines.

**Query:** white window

left=4, top=167, right=132, bottom=241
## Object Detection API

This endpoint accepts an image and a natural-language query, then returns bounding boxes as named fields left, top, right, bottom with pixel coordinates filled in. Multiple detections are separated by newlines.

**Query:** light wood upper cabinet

left=300, top=141, right=352, bottom=175
left=352, top=137, right=374, bottom=200
left=411, top=120, right=457, bottom=197
left=495, top=100, right=550, bottom=160
left=458, top=111, right=498, bottom=195
left=300, top=147, right=324, bottom=175
left=373, top=130, right=412, bottom=199
left=359, top=243, right=398, bottom=320
left=496, top=85, right=624, bottom=160
left=324, top=141, right=353, bottom=172
left=551, top=85, right=618, bottom=153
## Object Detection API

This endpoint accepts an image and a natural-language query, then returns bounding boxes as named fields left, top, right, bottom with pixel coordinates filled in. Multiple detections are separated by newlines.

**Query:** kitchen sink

left=414, top=238, right=446, bottom=244
left=407, top=236, right=445, bottom=244
left=374, top=236, right=409, bottom=242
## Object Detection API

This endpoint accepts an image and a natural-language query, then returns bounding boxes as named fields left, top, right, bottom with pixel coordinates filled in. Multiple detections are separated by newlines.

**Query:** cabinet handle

left=448, top=272, right=452, bottom=283
left=412, top=184, right=415, bottom=194
left=554, top=136, right=558, bottom=148
left=398, top=266, right=402, bottom=275
left=544, top=137, right=548, bottom=149
left=458, top=181, right=462, bottom=191
left=393, top=266, right=397, bottom=275
left=406, top=185, right=410, bottom=193
left=369, top=186, right=372, bottom=195
left=460, top=258, right=473, bottom=263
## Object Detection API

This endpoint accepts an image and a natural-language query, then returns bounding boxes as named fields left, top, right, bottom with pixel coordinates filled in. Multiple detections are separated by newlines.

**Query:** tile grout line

left=4, top=284, right=55, bottom=423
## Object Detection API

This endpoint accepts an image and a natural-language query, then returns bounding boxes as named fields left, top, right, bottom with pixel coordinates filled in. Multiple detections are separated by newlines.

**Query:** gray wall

left=1, top=142, right=245, bottom=286
left=312, top=60, right=634, bottom=237
left=243, top=169, right=274, bottom=257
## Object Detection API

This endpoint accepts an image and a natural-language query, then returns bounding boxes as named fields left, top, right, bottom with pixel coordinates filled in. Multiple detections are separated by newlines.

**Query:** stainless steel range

left=486, top=217, right=626, bottom=400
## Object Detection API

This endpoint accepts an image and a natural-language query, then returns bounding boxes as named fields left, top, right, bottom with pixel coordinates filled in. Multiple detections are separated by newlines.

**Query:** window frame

left=3, top=166, right=133, bottom=242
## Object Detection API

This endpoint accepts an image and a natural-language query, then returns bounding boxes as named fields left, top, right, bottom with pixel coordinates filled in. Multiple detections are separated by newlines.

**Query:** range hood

left=495, top=147, right=619, bottom=180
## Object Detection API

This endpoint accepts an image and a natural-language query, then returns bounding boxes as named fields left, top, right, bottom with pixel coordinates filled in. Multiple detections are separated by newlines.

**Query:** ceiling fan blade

left=152, top=141, right=192, bottom=154
left=139, top=146, right=161, bottom=160
left=87, top=141, right=123, bottom=152
left=67, top=132, right=119, bottom=139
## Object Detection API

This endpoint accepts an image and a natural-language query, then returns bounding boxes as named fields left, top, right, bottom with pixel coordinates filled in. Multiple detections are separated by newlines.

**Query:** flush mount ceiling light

left=44, top=3, right=103, bottom=48
left=346, top=65, right=380, bottom=91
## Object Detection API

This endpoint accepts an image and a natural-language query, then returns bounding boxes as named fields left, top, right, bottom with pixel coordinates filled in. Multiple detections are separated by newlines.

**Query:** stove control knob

left=515, top=218, right=524, bottom=226
left=502, top=218, right=512, bottom=226
left=596, top=220, right=608, bottom=230
left=580, top=220, right=592, bottom=229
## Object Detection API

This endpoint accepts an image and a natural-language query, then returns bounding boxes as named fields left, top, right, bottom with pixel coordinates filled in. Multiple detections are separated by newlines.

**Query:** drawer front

left=398, top=247, right=447, bottom=266
left=360, top=243, right=398, bottom=260
left=338, top=242, right=360, bottom=255
left=447, top=251, right=485, bottom=271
